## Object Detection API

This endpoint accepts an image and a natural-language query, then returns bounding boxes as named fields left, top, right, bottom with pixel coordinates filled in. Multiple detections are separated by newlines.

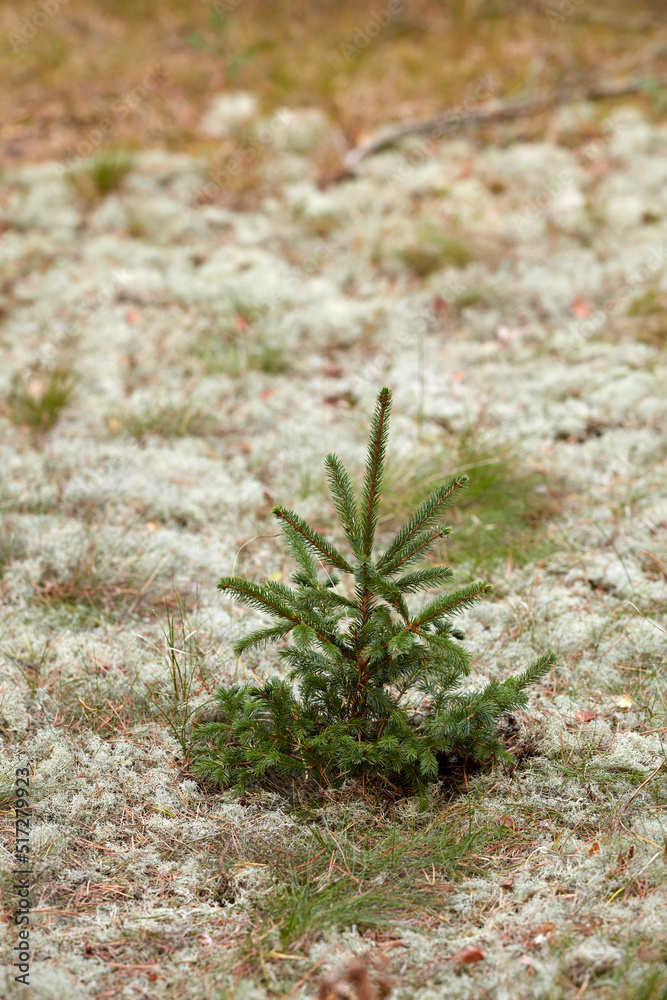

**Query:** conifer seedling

left=193, top=387, right=555, bottom=799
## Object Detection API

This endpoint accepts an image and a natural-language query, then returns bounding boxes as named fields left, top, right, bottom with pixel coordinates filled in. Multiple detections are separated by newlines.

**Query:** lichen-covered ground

left=1, top=95, right=666, bottom=999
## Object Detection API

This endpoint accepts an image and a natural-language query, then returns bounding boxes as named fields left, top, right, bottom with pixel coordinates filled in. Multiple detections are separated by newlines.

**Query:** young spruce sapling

left=192, top=387, right=555, bottom=798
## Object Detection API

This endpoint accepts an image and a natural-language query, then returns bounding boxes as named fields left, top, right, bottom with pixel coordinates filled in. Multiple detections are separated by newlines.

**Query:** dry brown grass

left=27, top=533, right=183, bottom=626
left=1, top=1, right=666, bottom=168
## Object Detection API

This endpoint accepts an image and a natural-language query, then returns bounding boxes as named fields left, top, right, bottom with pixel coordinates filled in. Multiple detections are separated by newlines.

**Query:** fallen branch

left=340, top=74, right=667, bottom=173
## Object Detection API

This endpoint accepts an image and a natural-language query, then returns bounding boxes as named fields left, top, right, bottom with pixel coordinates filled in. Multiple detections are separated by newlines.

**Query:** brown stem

left=346, top=583, right=374, bottom=717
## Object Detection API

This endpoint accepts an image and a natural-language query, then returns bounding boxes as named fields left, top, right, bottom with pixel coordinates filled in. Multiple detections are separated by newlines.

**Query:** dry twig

left=340, top=75, right=667, bottom=173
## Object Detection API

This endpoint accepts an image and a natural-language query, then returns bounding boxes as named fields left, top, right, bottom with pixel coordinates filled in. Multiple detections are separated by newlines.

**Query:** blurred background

left=3, top=0, right=667, bottom=169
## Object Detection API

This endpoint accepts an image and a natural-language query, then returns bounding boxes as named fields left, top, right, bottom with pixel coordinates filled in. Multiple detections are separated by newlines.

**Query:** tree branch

left=339, top=75, right=667, bottom=174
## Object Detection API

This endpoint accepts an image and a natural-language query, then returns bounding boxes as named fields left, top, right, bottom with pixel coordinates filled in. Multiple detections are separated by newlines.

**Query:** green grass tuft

left=188, top=321, right=290, bottom=378
left=261, top=816, right=482, bottom=946
left=217, top=800, right=500, bottom=956
left=625, top=288, right=667, bottom=349
left=627, top=289, right=666, bottom=318
left=8, top=364, right=76, bottom=432
left=68, top=150, right=134, bottom=203
left=381, top=434, right=563, bottom=575
left=0, top=518, right=28, bottom=577
left=118, top=401, right=215, bottom=440
left=142, top=591, right=216, bottom=758
left=398, top=229, right=473, bottom=277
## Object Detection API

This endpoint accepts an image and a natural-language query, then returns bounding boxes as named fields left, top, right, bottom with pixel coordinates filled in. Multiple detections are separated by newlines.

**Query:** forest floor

left=1, top=3, right=667, bottom=999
